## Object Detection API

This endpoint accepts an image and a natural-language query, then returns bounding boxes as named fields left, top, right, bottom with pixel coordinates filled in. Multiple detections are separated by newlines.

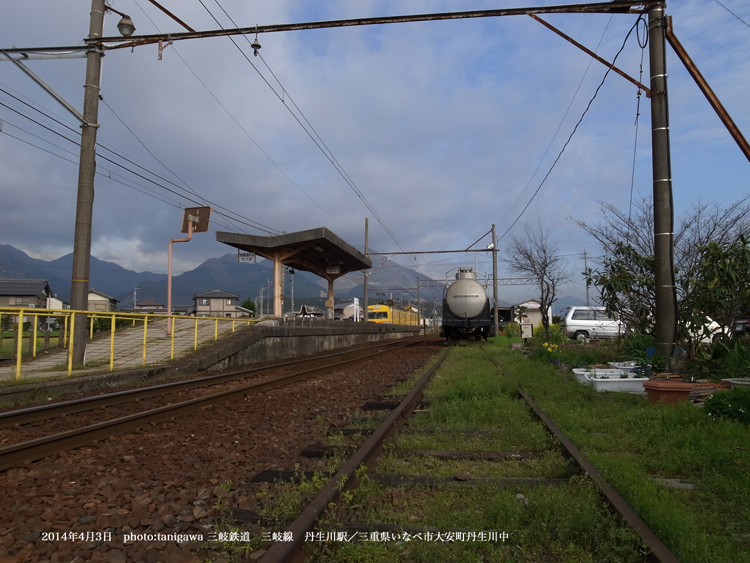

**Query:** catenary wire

left=497, top=15, right=644, bottom=243
left=201, top=0, right=422, bottom=273
left=131, top=0, right=348, bottom=229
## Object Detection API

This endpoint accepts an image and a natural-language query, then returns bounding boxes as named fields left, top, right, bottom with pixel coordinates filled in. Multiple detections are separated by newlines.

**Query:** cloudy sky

left=1, top=0, right=748, bottom=303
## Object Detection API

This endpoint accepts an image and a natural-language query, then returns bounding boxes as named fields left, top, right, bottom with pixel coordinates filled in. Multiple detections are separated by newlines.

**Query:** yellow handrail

left=0, top=307, right=259, bottom=380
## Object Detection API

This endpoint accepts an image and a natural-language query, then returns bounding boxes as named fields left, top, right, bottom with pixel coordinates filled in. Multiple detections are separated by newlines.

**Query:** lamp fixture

left=106, top=5, right=136, bottom=37
left=251, top=34, right=261, bottom=56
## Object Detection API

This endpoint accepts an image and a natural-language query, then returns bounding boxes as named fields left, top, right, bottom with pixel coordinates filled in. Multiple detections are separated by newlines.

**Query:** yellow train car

left=367, top=304, right=420, bottom=325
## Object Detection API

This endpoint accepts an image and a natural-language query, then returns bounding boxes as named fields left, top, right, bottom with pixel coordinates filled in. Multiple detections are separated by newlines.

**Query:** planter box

left=572, top=368, right=624, bottom=385
left=642, top=380, right=694, bottom=403
left=585, top=374, right=648, bottom=393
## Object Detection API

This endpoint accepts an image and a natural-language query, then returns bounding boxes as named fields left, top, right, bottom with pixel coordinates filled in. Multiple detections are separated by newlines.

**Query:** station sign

left=325, top=266, right=340, bottom=275
left=238, top=251, right=256, bottom=263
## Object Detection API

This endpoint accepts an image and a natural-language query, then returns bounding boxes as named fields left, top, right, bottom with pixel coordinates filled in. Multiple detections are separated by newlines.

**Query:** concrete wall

left=175, top=318, right=422, bottom=373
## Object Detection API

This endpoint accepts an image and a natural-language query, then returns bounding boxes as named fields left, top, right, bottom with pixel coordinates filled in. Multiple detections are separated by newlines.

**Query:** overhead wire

left=498, top=14, right=615, bottom=227
left=0, top=93, right=275, bottom=233
left=627, top=16, right=649, bottom=245
left=497, top=15, right=645, bottom=243
left=131, top=0, right=348, bottom=230
left=201, top=0, right=424, bottom=274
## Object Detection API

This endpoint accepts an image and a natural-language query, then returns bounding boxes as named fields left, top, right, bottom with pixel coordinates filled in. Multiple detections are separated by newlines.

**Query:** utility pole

left=582, top=249, right=590, bottom=306
left=649, top=2, right=676, bottom=357
left=363, top=218, right=369, bottom=322
left=70, top=0, right=105, bottom=365
left=492, top=224, right=498, bottom=337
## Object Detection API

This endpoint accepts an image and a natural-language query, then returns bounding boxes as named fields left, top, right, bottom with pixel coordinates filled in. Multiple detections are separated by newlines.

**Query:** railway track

left=247, top=347, right=680, bottom=563
left=0, top=336, right=429, bottom=472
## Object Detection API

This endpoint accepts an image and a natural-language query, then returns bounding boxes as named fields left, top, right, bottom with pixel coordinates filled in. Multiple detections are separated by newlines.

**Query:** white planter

left=609, top=362, right=650, bottom=373
left=584, top=374, right=648, bottom=393
left=573, top=368, right=624, bottom=385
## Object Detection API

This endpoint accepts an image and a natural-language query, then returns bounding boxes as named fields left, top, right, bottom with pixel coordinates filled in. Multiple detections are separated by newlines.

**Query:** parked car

left=559, top=306, right=623, bottom=341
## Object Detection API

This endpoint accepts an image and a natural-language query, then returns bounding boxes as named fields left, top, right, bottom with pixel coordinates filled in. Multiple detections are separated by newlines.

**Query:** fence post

left=32, top=315, right=38, bottom=357
left=64, top=315, right=69, bottom=348
left=142, top=316, right=149, bottom=366
left=15, top=312, right=24, bottom=380
left=170, top=316, right=176, bottom=360
left=44, top=328, right=51, bottom=350
left=90, top=315, right=94, bottom=341
left=194, top=317, right=198, bottom=350
left=214, top=319, right=218, bottom=341
left=110, top=313, right=116, bottom=371
left=67, top=313, right=75, bottom=376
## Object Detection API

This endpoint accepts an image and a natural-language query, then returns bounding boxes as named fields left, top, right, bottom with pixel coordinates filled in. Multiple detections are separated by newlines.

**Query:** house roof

left=88, top=288, right=119, bottom=302
left=136, top=298, right=164, bottom=307
left=0, top=279, right=52, bottom=297
left=193, top=289, right=240, bottom=300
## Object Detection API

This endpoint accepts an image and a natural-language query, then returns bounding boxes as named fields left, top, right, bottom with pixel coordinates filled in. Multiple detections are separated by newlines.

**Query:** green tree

left=585, top=243, right=655, bottom=335
left=241, top=297, right=257, bottom=316
left=689, top=235, right=750, bottom=339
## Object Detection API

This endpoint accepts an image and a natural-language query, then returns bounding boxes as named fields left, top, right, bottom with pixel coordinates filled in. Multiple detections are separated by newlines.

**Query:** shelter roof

left=216, top=228, right=371, bottom=279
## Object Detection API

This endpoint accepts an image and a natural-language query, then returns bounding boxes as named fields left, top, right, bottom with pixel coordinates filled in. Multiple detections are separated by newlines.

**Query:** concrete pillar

left=273, top=252, right=283, bottom=317
left=326, top=278, right=335, bottom=320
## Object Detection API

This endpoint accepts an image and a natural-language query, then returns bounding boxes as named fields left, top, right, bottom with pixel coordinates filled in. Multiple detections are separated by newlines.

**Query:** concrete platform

left=0, top=319, right=422, bottom=404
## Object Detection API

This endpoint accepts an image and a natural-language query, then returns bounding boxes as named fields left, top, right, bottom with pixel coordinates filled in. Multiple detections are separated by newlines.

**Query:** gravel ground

left=1, top=344, right=441, bottom=563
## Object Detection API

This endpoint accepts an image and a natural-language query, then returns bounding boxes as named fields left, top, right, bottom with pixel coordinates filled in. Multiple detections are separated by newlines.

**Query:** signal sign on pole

left=181, top=206, right=211, bottom=233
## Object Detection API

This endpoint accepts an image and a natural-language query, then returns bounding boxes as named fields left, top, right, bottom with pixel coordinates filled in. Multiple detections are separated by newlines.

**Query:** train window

left=368, top=311, right=388, bottom=319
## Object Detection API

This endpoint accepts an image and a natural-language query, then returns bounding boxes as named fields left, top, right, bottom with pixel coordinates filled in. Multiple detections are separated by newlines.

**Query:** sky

left=1, top=0, right=749, bottom=304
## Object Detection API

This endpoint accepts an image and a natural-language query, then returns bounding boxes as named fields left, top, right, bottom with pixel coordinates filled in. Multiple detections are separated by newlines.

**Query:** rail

left=0, top=307, right=259, bottom=380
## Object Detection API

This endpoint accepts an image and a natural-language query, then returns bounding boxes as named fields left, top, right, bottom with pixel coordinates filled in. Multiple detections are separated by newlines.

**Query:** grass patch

left=489, top=338, right=750, bottom=562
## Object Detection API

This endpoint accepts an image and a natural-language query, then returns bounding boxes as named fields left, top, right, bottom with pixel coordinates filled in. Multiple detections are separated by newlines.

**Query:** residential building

left=0, top=279, right=52, bottom=309
left=193, top=289, right=251, bottom=318
left=87, top=288, right=119, bottom=312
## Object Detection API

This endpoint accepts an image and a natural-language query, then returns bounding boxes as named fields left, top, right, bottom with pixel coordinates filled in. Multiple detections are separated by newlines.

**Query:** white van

left=559, top=306, right=623, bottom=341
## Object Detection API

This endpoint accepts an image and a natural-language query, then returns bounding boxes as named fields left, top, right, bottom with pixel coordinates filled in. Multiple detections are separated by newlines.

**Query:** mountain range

left=0, top=244, right=584, bottom=313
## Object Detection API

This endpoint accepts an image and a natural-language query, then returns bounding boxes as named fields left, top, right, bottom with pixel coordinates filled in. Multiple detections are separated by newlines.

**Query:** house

left=294, top=304, right=324, bottom=318
left=513, top=300, right=553, bottom=327
left=334, top=301, right=363, bottom=321
left=0, top=279, right=54, bottom=325
left=193, top=289, right=251, bottom=318
left=0, top=279, right=52, bottom=309
left=134, top=298, right=164, bottom=310
left=88, top=288, right=119, bottom=312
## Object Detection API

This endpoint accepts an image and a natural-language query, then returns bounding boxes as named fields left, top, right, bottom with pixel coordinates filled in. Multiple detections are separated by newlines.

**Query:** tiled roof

left=0, top=279, right=52, bottom=297
left=193, top=289, right=240, bottom=299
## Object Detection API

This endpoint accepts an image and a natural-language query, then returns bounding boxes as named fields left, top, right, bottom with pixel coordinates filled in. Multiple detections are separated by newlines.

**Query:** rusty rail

left=259, top=348, right=449, bottom=563
left=518, top=388, right=680, bottom=563
left=0, top=337, right=425, bottom=472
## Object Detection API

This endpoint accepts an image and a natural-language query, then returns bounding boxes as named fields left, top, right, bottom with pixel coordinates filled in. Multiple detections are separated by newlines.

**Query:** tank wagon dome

left=445, top=268, right=487, bottom=319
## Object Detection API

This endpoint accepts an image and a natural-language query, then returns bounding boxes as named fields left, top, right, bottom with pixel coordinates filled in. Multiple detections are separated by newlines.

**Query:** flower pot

left=642, top=380, right=694, bottom=404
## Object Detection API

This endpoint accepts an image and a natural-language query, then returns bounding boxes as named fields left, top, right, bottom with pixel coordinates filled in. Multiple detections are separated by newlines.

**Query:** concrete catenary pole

left=648, top=2, right=677, bottom=357
left=70, top=0, right=105, bottom=365
left=492, top=224, right=498, bottom=337
left=363, top=218, right=369, bottom=322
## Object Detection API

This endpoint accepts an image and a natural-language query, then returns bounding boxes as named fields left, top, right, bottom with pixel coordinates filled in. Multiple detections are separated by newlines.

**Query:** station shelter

left=216, top=228, right=372, bottom=320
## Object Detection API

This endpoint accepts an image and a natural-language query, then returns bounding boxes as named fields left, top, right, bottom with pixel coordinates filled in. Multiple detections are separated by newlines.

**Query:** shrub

left=704, top=387, right=750, bottom=425
left=621, top=332, right=655, bottom=362
left=504, top=322, right=520, bottom=338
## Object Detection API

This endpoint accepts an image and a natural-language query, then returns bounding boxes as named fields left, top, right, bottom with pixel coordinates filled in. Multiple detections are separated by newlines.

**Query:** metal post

left=583, top=248, right=590, bottom=306
left=363, top=218, right=369, bottom=322
left=649, top=3, right=676, bottom=357
left=70, top=0, right=106, bottom=365
left=167, top=220, right=194, bottom=335
left=492, top=224, right=499, bottom=337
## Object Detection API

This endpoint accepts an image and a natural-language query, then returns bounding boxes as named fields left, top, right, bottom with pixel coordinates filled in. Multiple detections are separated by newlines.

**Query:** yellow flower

left=547, top=347, right=553, bottom=352
left=544, top=342, right=549, bottom=347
